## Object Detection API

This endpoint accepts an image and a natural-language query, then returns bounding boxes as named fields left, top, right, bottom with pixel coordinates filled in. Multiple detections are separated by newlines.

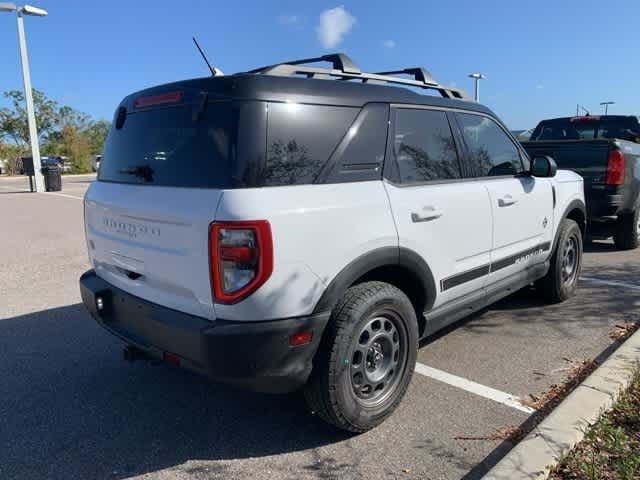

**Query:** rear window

left=99, top=102, right=238, bottom=188
left=530, top=116, right=640, bottom=142
left=99, top=99, right=360, bottom=188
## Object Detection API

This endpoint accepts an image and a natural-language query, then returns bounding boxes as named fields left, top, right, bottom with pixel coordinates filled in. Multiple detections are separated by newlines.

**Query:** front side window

left=393, top=108, right=461, bottom=183
left=456, top=113, right=523, bottom=177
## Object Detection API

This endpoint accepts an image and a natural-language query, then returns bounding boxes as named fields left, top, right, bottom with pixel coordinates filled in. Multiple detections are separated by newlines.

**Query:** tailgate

left=84, top=181, right=222, bottom=320
left=84, top=92, right=243, bottom=320
left=522, top=140, right=613, bottom=196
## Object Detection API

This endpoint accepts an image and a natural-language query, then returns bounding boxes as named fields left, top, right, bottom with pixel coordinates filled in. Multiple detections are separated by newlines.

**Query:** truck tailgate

left=521, top=139, right=612, bottom=184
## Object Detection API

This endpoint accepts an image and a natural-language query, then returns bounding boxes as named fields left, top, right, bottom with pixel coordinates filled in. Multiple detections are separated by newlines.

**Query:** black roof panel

left=120, top=73, right=494, bottom=116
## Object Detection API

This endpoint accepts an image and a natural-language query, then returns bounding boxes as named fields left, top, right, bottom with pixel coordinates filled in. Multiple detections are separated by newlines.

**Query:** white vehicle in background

left=92, top=154, right=102, bottom=172
left=79, top=53, right=586, bottom=433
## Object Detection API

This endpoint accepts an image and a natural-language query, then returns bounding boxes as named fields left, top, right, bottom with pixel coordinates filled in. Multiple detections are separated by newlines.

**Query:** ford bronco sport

left=80, top=53, right=586, bottom=432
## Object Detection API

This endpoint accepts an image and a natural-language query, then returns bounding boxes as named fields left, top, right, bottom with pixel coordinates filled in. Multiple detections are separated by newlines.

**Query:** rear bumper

left=79, top=270, right=330, bottom=393
left=587, top=194, right=623, bottom=219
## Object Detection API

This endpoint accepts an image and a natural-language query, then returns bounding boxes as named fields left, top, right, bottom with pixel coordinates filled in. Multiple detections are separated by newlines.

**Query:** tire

left=613, top=209, right=639, bottom=250
left=536, top=219, right=583, bottom=303
left=304, top=281, right=419, bottom=433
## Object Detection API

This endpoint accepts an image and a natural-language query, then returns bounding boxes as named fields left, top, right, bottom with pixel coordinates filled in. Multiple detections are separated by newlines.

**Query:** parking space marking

left=414, top=362, right=536, bottom=414
left=581, top=276, right=640, bottom=291
left=44, top=192, right=84, bottom=200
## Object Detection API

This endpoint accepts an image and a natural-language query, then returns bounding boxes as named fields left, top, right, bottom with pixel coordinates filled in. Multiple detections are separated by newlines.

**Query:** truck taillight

left=209, top=221, right=273, bottom=304
left=605, top=149, right=625, bottom=185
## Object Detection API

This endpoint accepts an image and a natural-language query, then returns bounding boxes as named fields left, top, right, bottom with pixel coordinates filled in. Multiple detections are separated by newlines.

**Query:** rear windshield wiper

left=119, top=165, right=154, bottom=182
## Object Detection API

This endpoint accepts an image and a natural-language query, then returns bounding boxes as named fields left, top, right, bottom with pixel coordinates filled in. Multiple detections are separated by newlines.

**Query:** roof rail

left=249, top=53, right=361, bottom=75
left=244, top=53, right=469, bottom=100
left=374, top=68, right=437, bottom=86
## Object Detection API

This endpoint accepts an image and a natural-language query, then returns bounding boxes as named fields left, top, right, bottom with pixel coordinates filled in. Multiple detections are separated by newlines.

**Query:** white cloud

left=278, top=14, right=299, bottom=25
left=536, top=84, right=544, bottom=90
left=383, top=39, right=396, bottom=48
left=316, top=6, right=356, bottom=49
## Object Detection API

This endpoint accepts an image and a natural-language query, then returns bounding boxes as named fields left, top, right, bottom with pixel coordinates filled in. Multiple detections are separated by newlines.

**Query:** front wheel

left=613, top=209, right=640, bottom=250
left=536, top=218, right=583, bottom=303
left=304, top=281, right=418, bottom=433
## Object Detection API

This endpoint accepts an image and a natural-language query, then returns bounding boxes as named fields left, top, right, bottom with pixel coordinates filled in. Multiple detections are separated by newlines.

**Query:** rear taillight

left=605, top=149, right=625, bottom=185
left=209, top=221, right=273, bottom=304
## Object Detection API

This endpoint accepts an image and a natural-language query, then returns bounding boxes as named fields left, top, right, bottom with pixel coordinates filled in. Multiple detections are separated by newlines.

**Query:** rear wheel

left=536, top=218, right=582, bottom=303
left=613, top=209, right=640, bottom=250
left=304, top=281, right=418, bottom=433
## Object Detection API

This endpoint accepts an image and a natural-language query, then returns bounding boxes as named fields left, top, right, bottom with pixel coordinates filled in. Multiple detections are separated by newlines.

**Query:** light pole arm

left=16, top=11, right=44, bottom=192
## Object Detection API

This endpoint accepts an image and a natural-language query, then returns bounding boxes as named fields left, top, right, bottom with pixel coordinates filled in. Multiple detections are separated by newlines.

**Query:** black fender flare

left=552, top=198, right=586, bottom=254
left=312, top=246, right=437, bottom=314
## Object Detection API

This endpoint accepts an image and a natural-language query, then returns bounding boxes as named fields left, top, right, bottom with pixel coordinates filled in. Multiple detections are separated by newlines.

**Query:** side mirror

left=530, top=155, right=557, bottom=178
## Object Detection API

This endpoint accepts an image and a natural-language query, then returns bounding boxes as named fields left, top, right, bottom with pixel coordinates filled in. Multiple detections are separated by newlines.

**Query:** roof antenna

left=192, top=37, right=223, bottom=76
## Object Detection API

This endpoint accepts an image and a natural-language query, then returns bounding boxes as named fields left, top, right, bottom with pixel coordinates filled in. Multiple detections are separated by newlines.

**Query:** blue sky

left=1, top=0, right=639, bottom=129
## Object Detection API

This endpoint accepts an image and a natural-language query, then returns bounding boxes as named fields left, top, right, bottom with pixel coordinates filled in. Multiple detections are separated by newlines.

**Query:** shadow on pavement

left=3, top=259, right=638, bottom=479
left=584, top=241, right=618, bottom=254
left=0, top=304, right=349, bottom=480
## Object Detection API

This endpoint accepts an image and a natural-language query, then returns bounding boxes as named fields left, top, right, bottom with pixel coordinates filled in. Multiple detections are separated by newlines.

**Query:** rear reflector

left=289, top=331, right=313, bottom=347
left=605, top=149, right=625, bottom=185
left=134, top=91, right=183, bottom=108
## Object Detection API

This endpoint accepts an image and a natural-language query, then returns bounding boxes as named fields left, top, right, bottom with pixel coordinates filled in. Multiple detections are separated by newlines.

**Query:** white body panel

left=214, top=182, right=397, bottom=321
left=84, top=182, right=221, bottom=320
left=485, top=175, right=554, bottom=284
left=384, top=181, right=492, bottom=309
left=82, top=169, right=583, bottom=324
left=549, top=169, right=585, bottom=243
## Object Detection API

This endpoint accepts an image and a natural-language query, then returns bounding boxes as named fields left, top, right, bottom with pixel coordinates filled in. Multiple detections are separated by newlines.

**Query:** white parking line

left=44, top=192, right=84, bottom=200
left=580, top=276, right=640, bottom=291
left=414, top=362, right=536, bottom=414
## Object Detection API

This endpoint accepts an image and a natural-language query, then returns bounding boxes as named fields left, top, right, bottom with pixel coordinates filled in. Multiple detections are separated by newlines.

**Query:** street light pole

left=468, top=73, right=485, bottom=102
left=16, top=8, right=44, bottom=191
left=0, top=2, right=48, bottom=192
left=600, top=101, right=615, bottom=115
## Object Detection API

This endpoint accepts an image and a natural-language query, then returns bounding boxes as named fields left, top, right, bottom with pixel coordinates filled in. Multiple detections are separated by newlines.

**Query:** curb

left=482, top=327, right=640, bottom=480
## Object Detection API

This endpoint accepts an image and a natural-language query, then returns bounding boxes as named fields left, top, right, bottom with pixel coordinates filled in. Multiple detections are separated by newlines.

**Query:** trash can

left=41, top=165, right=62, bottom=192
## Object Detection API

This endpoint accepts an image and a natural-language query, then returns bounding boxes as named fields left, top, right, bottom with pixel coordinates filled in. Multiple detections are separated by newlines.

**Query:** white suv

left=80, top=54, right=585, bottom=432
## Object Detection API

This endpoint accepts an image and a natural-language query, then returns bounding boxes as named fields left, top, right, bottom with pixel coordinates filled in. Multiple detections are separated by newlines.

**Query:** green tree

left=0, top=142, right=26, bottom=175
left=0, top=89, right=58, bottom=146
left=85, top=119, right=110, bottom=154
left=0, top=89, right=110, bottom=174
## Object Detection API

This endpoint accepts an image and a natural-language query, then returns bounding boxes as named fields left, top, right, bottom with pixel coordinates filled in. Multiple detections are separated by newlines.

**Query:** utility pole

left=468, top=73, right=485, bottom=102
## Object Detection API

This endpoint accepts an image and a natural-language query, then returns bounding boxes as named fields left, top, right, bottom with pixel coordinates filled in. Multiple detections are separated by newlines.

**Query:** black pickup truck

left=522, top=115, right=640, bottom=249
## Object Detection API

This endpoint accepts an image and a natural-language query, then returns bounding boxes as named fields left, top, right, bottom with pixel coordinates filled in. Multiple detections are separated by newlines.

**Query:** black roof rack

left=246, top=53, right=468, bottom=100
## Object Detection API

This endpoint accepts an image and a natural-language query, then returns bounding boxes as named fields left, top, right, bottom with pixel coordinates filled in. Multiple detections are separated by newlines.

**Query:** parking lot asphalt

left=1, top=174, right=638, bottom=480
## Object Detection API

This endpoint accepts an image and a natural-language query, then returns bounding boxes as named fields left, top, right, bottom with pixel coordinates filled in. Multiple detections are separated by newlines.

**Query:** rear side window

left=392, top=108, right=461, bottom=183
left=99, top=102, right=237, bottom=188
left=265, top=103, right=358, bottom=186
left=456, top=113, right=523, bottom=177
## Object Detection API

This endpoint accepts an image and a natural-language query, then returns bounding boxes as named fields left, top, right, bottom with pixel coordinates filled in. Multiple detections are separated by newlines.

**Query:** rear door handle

left=411, top=207, right=443, bottom=223
left=498, top=194, right=518, bottom=207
